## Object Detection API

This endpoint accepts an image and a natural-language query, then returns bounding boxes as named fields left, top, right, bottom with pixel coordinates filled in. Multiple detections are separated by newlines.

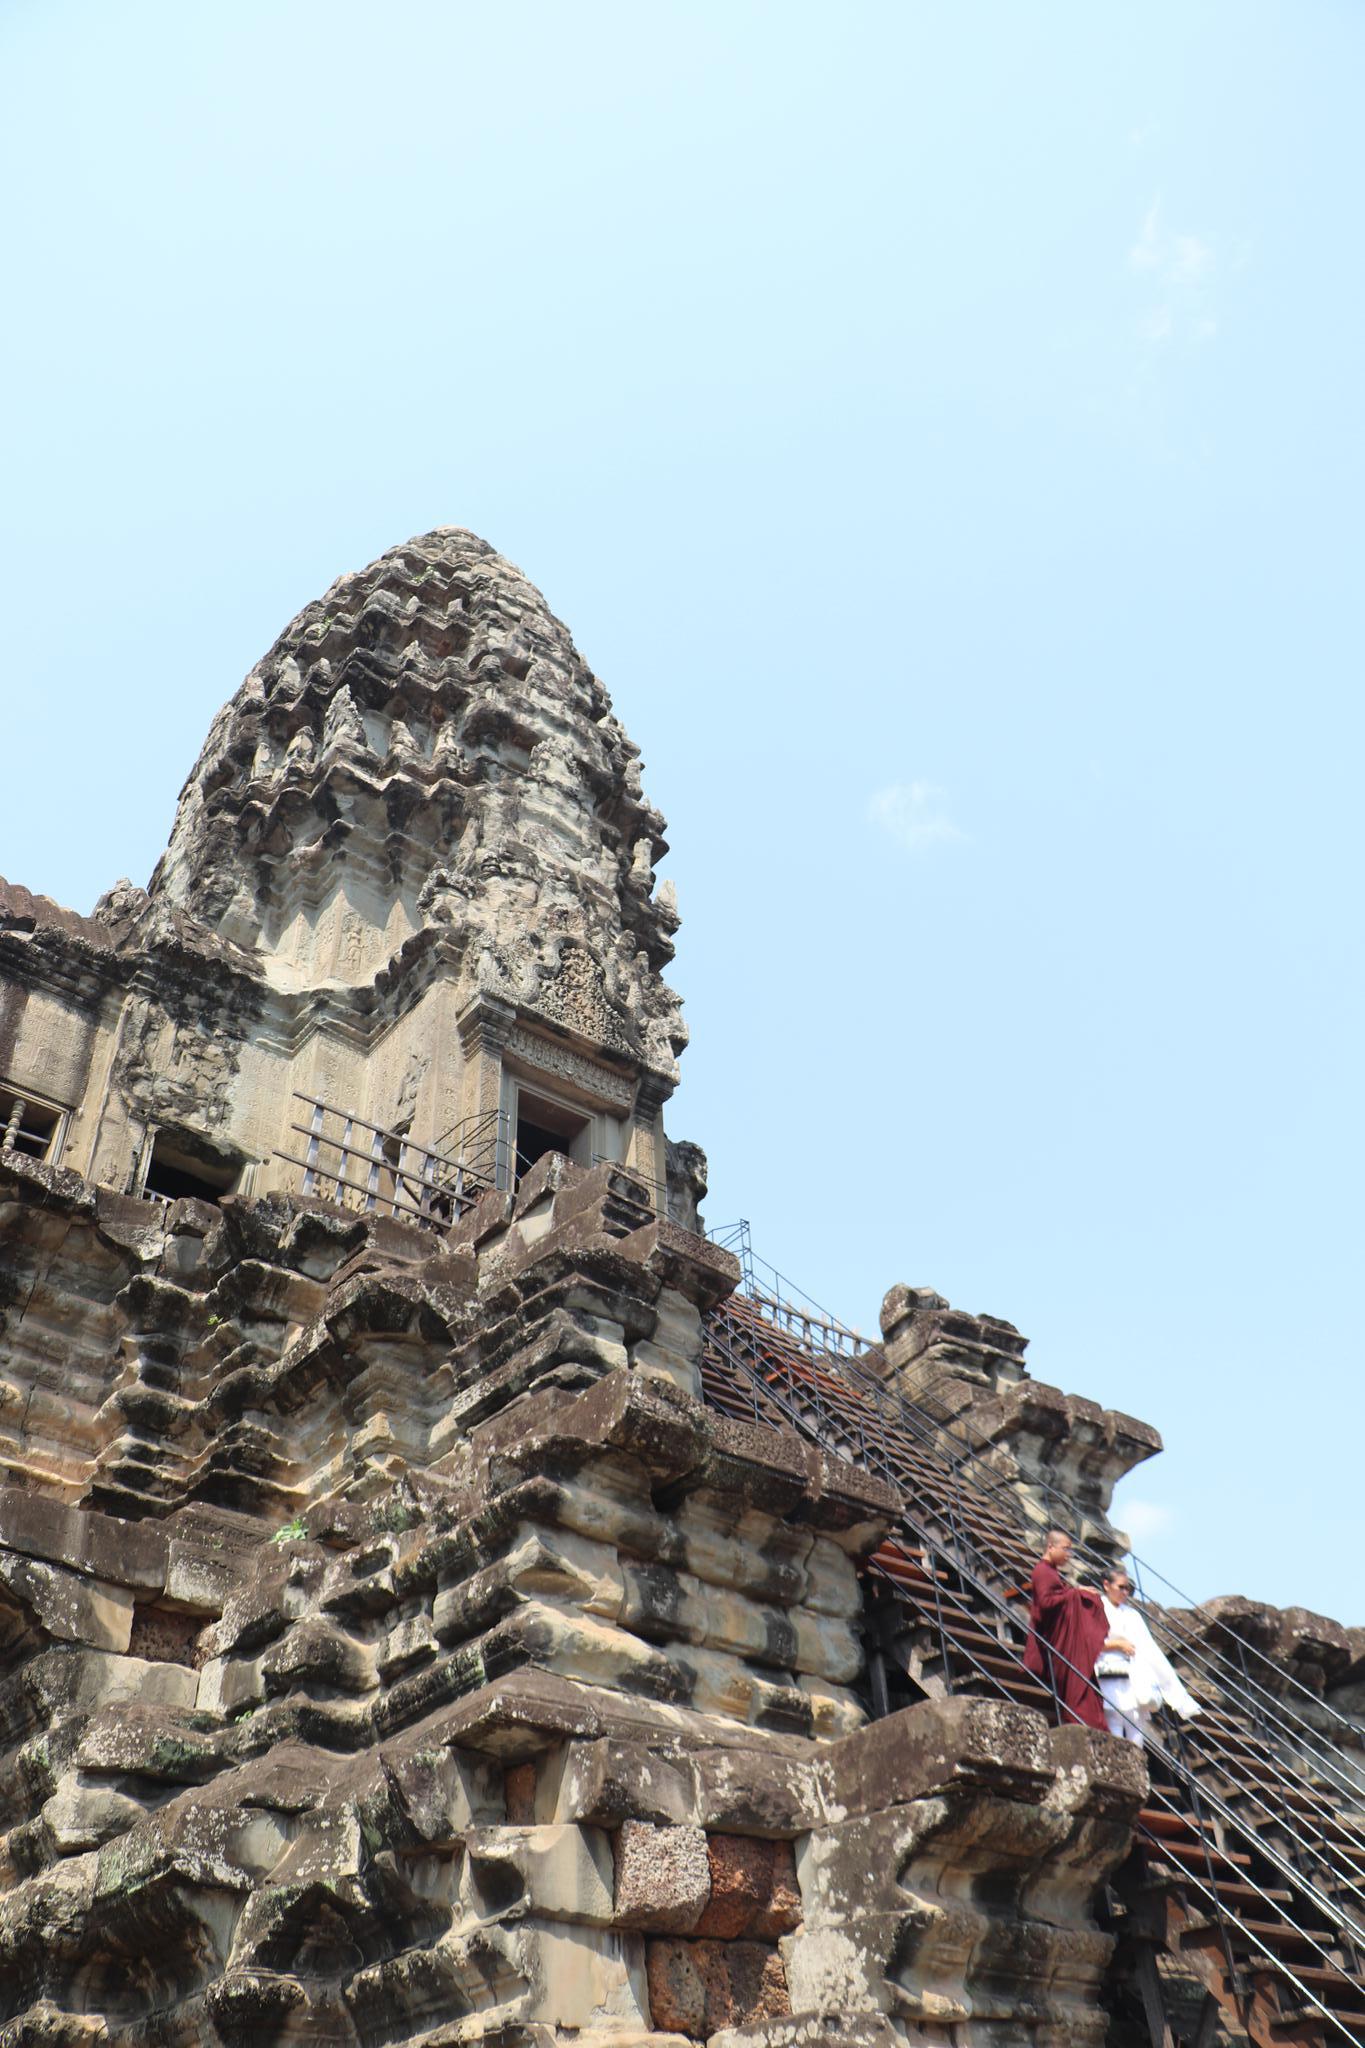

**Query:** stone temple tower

left=2, top=535, right=1361, bottom=2048
left=1, top=531, right=698, bottom=1228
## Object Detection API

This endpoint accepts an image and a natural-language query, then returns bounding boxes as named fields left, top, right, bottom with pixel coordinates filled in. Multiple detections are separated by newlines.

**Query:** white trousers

left=1100, top=1676, right=1153, bottom=1748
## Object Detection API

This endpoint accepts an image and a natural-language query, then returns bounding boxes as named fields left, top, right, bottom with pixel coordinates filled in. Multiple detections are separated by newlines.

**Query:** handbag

left=1095, top=1651, right=1131, bottom=1679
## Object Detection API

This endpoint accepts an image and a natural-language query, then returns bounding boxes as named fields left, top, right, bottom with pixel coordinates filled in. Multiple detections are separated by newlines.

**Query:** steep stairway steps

left=700, top=1290, right=1365, bottom=2046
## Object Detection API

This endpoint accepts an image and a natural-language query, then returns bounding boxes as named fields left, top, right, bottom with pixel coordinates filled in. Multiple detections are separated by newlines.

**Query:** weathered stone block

left=541, top=1737, right=698, bottom=1828
left=692, top=1744, right=821, bottom=1836
left=631, top=1289, right=704, bottom=1400
left=614, top=1818, right=711, bottom=1932
left=380, top=1743, right=503, bottom=1841
left=1047, top=1721, right=1148, bottom=1815
left=0, top=1487, right=165, bottom=1590
left=42, top=1773, right=148, bottom=1853
left=462, top=1823, right=615, bottom=1925
left=817, top=1693, right=1053, bottom=1824
left=782, top=1912, right=933, bottom=2018
left=378, top=1609, right=437, bottom=1681
left=517, top=1918, right=651, bottom=2028
left=794, top=1672, right=864, bottom=1741
left=646, top=1929, right=706, bottom=2034
left=795, top=1804, right=955, bottom=1926
left=260, top=1615, right=373, bottom=1694
left=799, top=1537, right=860, bottom=1620
left=0, top=1556, right=134, bottom=1651
left=73, top=1710, right=221, bottom=1782
left=695, top=1835, right=802, bottom=1940
left=753, top=1841, right=802, bottom=1941
left=30, top=1646, right=198, bottom=1720
left=163, top=1539, right=240, bottom=1612
left=196, top=1652, right=264, bottom=1716
left=646, top=1938, right=791, bottom=2038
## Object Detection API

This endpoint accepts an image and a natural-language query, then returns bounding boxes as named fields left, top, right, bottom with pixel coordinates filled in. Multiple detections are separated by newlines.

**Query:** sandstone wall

left=0, top=1151, right=1146, bottom=2044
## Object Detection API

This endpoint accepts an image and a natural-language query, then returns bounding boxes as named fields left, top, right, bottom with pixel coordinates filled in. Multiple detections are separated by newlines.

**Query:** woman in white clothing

left=1096, top=1567, right=1202, bottom=1749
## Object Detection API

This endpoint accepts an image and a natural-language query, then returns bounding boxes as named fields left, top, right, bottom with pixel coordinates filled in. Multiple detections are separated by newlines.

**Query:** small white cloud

left=1117, top=1499, right=1175, bottom=1545
left=1127, top=197, right=1225, bottom=348
left=868, top=781, right=965, bottom=851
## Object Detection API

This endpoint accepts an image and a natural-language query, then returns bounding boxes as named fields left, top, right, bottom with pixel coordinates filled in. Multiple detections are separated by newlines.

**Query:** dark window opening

left=143, top=1130, right=243, bottom=1205
left=1, top=1087, right=63, bottom=1163
left=514, top=1089, right=590, bottom=1183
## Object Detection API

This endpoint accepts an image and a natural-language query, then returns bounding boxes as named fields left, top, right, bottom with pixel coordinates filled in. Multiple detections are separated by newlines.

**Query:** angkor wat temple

left=1, top=531, right=1361, bottom=2047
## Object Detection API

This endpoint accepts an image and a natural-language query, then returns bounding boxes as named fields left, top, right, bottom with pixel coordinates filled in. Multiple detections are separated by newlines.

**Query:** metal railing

left=710, top=1220, right=870, bottom=1356
left=729, top=1300, right=1365, bottom=1916
left=710, top=1224, right=1365, bottom=1807
left=827, top=1326, right=1365, bottom=1805
left=704, top=1304, right=1365, bottom=2044
left=277, top=1095, right=502, bottom=1227
left=707, top=1280, right=1365, bottom=1937
left=278, top=1097, right=667, bottom=1232
left=845, top=1345, right=1365, bottom=1815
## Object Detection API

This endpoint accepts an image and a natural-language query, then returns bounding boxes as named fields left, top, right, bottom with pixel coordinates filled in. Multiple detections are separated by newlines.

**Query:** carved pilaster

left=455, top=993, right=516, bottom=1181
left=630, top=1072, right=671, bottom=1194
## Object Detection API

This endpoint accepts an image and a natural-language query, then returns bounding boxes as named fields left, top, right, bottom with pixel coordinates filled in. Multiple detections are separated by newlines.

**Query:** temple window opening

left=512, top=1083, right=594, bottom=1182
left=138, top=1126, right=247, bottom=1204
left=0, top=1083, right=67, bottom=1165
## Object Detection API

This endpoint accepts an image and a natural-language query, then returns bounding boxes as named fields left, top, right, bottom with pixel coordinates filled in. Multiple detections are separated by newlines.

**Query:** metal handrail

left=711, top=1229, right=1365, bottom=1796
left=710, top=1221, right=868, bottom=1351
left=706, top=1311, right=1365, bottom=2043
left=432, top=1105, right=508, bottom=1160
left=822, top=1325, right=1365, bottom=1809
left=711, top=1294, right=1365, bottom=1926
left=282, top=1092, right=497, bottom=1226
left=720, top=1328, right=1365, bottom=2040
left=829, top=1331, right=1365, bottom=1821
left=859, top=1546, right=1344, bottom=2036
left=279, top=1092, right=669, bottom=1238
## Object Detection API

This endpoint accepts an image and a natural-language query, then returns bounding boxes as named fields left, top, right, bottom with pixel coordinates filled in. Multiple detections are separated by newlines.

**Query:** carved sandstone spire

left=148, top=528, right=687, bottom=1079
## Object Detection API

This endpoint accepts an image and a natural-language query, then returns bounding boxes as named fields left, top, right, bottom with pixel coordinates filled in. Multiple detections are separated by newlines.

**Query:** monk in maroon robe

left=1023, top=1529, right=1109, bottom=1730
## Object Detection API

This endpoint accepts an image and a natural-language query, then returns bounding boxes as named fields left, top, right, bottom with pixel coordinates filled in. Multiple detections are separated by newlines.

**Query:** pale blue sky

left=3, top=4, right=1360, bottom=1619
